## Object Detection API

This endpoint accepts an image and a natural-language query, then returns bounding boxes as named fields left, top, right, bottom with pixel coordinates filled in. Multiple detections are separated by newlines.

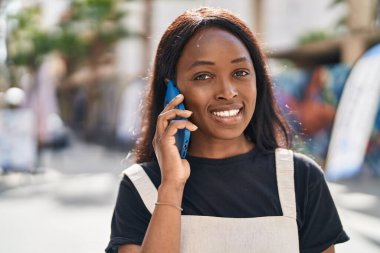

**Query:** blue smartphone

left=164, top=79, right=191, bottom=158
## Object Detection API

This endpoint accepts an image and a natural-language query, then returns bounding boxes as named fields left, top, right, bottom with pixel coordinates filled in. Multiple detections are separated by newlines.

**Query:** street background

left=1, top=0, right=380, bottom=252
left=1, top=136, right=379, bottom=252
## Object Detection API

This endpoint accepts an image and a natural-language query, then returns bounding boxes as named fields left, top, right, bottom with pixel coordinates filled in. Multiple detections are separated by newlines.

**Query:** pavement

left=0, top=137, right=128, bottom=253
left=0, top=137, right=379, bottom=253
left=328, top=173, right=380, bottom=253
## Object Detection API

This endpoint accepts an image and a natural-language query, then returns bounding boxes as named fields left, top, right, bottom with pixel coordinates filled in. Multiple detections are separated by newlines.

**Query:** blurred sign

left=325, top=44, right=380, bottom=181
left=0, top=108, right=37, bottom=172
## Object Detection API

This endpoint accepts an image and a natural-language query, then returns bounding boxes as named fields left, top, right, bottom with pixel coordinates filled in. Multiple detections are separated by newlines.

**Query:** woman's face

left=176, top=27, right=257, bottom=143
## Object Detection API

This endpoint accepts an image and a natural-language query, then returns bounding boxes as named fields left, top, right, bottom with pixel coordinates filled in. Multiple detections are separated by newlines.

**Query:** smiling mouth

left=209, top=105, right=244, bottom=125
left=212, top=108, right=241, bottom=118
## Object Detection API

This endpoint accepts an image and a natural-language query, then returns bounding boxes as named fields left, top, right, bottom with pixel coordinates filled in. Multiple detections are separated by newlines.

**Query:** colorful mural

left=274, top=63, right=380, bottom=177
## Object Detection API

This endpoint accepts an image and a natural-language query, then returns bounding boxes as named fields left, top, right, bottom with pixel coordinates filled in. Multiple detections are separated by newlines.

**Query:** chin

left=207, top=128, right=247, bottom=141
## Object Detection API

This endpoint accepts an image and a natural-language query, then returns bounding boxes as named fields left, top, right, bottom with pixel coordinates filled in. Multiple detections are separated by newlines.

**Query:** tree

left=7, top=0, right=132, bottom=76
left=5, top=0, right=135, bottom=143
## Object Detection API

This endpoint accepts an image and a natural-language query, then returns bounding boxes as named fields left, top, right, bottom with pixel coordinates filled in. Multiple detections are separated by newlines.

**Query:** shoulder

left=273, top=149, right=325, bottom=187
left=293, top=152, right=325, bottom=188
left=291, top=152, right=350, bottom=250
left=122, top=161, right=161, bottom=189
left=117, top=162, right=160, bottom=215
left=293, top=152, right=322, bottom=172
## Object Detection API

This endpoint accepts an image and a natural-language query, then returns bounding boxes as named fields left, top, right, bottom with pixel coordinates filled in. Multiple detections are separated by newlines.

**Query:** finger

left=162, top=94, right=185, bottom=113
left=162, top=120, right=198, bottom=139
left=156, top=109, right=192, bottom=135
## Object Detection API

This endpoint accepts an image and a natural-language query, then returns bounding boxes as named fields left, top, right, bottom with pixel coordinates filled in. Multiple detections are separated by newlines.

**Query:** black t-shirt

left=106, top=149, right=349, bottom=253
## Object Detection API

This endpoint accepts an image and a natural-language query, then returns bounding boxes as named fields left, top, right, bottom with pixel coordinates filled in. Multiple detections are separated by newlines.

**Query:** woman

left=106, top=7, right=349, bottom=253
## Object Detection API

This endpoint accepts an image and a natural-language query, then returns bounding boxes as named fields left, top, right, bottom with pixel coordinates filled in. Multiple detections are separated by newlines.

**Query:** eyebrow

left=188, top=60, right=214, bottom=69
left=231, top=57, right=248, bottom=64
left=188, top=57, right=248, bottom=70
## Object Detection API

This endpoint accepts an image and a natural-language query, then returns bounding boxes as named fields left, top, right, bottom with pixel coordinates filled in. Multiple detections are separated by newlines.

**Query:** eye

left=233, top=70, right=249, bottom=78
left=193, top=73, right=212, bottom=81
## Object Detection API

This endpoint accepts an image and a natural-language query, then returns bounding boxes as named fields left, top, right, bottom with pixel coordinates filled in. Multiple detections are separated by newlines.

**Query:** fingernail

left=176, top=94, right=183, bottom=98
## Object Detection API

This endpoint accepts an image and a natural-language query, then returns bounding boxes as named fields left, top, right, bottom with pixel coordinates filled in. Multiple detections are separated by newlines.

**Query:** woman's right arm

left=118, top=94, right=197, bottom=253
left=118, top=244, right=141, bottom=253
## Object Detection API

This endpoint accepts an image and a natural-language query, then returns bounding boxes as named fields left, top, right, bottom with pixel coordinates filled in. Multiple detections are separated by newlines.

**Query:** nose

left=215, top=78, right=238, bottom=100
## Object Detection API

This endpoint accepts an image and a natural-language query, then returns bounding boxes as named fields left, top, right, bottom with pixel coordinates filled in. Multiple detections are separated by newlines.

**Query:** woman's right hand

left=152, top=94, right=198, bottom=190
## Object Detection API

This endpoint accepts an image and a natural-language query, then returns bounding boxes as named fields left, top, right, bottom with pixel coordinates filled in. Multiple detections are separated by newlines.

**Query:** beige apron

left=124, top=148, right=300, bottom=253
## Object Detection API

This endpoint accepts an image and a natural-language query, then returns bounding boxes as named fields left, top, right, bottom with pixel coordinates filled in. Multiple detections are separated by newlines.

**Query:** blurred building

left=116, top=0, right=349, bottom=77
left=2, top=0, right=379, bottom=174
left=3, top=0, right=379, bottom=92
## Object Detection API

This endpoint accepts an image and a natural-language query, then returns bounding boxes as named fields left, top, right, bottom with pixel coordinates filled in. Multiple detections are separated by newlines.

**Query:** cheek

left=241, top=82, right=257, bottom=98
left=242, top=86, right=257, bottom=112
left=185, top=102, right=204, bottom=127
left=182, top=88, right=209, bottom=111
left=251, top=88, right=257, bottom=105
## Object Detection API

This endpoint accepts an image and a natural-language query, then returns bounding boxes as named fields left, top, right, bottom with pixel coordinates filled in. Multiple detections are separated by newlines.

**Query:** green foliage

left=297, top=31, right=331, bottom=45
left=62, top=0, right=130, bottom=42
left=7, top=6, right=44, bottom=68
left=328, top=0, right=346, bottom=8
left=7, top=0, right=130, bottom=72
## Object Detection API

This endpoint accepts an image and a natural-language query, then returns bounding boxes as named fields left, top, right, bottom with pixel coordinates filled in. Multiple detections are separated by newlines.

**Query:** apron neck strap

left=123, top=164, right=157, bottom=214
left=275, top=148, right=297, bottom=219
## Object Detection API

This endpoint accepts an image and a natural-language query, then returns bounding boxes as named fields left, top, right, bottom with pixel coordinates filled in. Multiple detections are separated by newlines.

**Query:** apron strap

left=275, top=148, right=297, bottom=219
left=124, top=151, right=297, bottom=218
left=123, top=164, right=157, bottom=214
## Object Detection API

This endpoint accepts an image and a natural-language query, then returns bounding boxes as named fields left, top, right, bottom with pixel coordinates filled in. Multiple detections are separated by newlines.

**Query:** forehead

left=180, top=27, right=251, bottom=62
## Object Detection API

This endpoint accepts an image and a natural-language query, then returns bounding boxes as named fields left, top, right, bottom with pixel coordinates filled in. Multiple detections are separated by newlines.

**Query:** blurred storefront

left=1, top=0, right=379, bottom=175
left=269, top=0, right=380, bottom=179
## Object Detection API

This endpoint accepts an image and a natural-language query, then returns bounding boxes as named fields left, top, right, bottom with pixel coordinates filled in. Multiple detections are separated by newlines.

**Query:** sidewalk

left=0, top=137, right=129, bottom=253
left=328, top=173, right=380, bottom=253
left=0, top=138, right=379, bottom=253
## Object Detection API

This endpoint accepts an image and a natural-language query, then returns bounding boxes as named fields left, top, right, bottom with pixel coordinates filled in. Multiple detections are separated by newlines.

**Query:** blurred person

left=116, top=77, right=146, bottom=150
left=72, top=86, right=87, bottom=132
left=0, top=87, right=37, bottom=172
left=70, top=54, right=120, bottom=143
left=106, top=7, right=349, bottom=253
left=21, top=53, right=68, bottom=149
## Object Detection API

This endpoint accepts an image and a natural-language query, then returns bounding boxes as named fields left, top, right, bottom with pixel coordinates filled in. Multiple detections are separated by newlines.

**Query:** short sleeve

left=294, top=153, right=349, bottom=253
left=105, top=175, right=151, bottom=253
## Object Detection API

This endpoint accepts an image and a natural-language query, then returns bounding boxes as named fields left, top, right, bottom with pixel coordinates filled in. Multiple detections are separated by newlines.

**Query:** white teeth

left=212, top=109, right=240, bottom=117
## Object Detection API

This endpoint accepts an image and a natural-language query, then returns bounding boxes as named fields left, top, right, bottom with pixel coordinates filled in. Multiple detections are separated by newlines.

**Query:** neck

left=187, top=134, right=254, bottom=159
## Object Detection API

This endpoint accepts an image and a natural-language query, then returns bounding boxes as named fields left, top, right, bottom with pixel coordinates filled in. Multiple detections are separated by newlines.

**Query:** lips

left=209, top=104, right=244, bottom=125
left=212, top=109, right=240, bottom=117
left=209, top=104, right=243, bottom=114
